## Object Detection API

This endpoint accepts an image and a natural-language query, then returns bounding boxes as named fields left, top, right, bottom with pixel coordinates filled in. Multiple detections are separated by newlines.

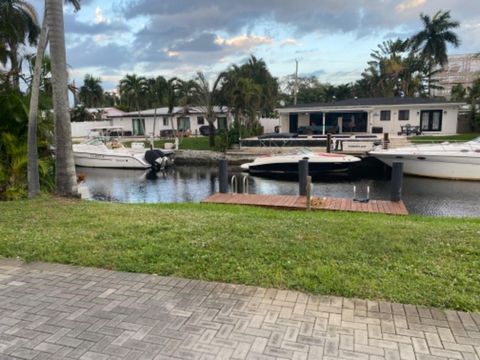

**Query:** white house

left=277, top=97, right=465, bottom=135
left=109, top=106, right=232, bottom=136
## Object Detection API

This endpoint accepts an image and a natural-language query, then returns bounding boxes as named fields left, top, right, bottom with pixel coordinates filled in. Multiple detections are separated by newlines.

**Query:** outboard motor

left=144, top=150, right=165, bottom=168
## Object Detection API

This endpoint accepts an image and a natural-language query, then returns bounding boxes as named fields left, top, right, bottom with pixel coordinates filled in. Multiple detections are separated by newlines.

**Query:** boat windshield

left=84, top=136, right=109, bottom=146
left=468, top=137, right=480, bottom=144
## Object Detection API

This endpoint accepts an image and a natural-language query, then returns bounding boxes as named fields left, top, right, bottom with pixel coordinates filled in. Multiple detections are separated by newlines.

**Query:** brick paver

left=0, top=260, right=479, bottom=360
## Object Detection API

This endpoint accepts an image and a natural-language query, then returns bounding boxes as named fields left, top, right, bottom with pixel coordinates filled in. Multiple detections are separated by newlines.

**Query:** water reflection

left=77, top=165, right=480, bottom=217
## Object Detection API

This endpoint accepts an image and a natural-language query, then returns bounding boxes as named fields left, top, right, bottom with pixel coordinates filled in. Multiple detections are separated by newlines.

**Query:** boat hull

left=371, top=153, right=480, bottom=180
left=74, top=151, right=151, bottom=169
left=245, top=161, right=358, bottom=178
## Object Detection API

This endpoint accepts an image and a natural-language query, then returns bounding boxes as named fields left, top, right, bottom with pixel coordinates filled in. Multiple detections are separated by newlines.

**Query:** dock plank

left=202, top=193, right=408, bottom=215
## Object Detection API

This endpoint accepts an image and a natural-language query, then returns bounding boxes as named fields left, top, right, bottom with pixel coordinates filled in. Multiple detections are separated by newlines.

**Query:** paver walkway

left=0, top=260, right=479, bottom=360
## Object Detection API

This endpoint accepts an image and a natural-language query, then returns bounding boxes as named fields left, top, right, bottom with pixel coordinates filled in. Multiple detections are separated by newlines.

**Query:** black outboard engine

left=144, top=150, right=165, bottom=168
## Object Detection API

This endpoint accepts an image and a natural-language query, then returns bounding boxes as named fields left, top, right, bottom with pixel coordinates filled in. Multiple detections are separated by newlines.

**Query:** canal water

left=77, top=165, right=480, bottom=217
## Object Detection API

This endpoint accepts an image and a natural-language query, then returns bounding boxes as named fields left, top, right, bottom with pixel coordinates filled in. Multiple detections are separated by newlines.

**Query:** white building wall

left=259, top=117, right=280, bottom=133
left=111, top=114, right=232, bottom=137
left=369, top=105, right=459, bottom=135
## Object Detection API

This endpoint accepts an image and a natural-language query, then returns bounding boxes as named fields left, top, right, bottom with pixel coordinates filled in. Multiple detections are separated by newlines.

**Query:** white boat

left=73, top=127, right=174, bottom=169
left=369, top=137, right=480, bottom=180
left=240, top=148, right=361, bottom=177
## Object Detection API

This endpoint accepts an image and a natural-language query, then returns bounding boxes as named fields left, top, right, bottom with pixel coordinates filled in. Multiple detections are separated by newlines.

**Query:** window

left=132, top=118, right=145, bottom=135
left=380, top=110, right=391, bottom=121
left=217, top=117, right=227, bottom=130
left=197, top=116, right=205, bottom=125
left=420, top=110, right=442, bottom=131
left=162, top=117, right=169, bottom=126
left=398, top=110, right=410, bottom=121
left=177, top=117, right=191, bottom=131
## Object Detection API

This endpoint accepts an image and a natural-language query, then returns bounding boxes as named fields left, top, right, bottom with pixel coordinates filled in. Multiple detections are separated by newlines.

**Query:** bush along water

left=0, top=90, right=55, bottom=200
left=215, top=121, right=263, bottom=152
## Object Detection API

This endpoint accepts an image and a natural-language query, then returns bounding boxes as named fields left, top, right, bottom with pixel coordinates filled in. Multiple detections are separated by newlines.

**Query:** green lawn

left=408, top=133, right=480, bottom=143
left=0, top=197, right=479, bottom=311
left=124, top=136, right=212, bottom=150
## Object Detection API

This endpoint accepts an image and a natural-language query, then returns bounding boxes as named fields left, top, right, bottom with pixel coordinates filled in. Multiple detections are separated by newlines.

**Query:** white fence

left=71, top=121, right=113, bottom=138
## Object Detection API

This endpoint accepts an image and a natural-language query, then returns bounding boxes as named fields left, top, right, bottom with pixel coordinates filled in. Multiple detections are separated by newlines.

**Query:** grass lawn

left=408, top=133, right=480, bottom=143
left=0, top=197, right=479, bottom=311
left=124, top=136, right=212, bottom=151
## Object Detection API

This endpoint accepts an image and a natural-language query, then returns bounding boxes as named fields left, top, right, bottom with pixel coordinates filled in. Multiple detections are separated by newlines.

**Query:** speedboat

left=369, top=137, right=480, bottom=180
left=73, top=136, right=174, bottom=170
left=240, top=148, right=361, bottom=177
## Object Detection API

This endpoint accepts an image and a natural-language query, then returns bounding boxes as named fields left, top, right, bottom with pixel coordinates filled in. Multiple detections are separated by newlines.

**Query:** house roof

left=279, top=97, right=465, bottom=110
left=86, top=107, right=127, bottom=117
left=110, top=106, right=229, bottom=118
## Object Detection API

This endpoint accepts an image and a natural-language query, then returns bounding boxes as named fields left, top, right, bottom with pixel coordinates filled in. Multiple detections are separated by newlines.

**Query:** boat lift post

left=390, top=162, right=404, bottom=202
left=299, top=157, right=309, bottom=196
left=218, top=159, right=229, bottom=193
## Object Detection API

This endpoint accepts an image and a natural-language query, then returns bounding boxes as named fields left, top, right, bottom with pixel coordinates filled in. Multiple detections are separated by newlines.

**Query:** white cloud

left=165, top=50, right=180, bottom=57
left=395, top=0, right=427, bottom=13
left=94, top=34, right=110, bottom=44
left=281, top=38, right=299, bottom=47
left=214, top=34, right=273, bottom=49
left=95, top=7, right=110, bottom=24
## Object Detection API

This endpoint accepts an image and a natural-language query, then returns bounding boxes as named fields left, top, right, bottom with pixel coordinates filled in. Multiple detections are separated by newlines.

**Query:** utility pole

left=294, top=59, right=299, bottom=105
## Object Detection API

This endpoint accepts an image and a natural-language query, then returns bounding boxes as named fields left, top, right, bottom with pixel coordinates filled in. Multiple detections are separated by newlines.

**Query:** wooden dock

left=202, top=193, right=408, bottom=215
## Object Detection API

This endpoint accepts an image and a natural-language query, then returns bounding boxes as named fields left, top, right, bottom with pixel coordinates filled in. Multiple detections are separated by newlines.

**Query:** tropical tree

left=450, top=83, right=466, bottom=101
left=26, top=8, right=48, bottom=197
left=46, top=0, right=79, bottom=196
left=175, top=78, right=198, bottom=135
left=237, top=55, right=278, bottom=116
left=467, top=78, right=480, bottom=131
left=193, top=72, right=224, bottom=147
left=79, top=74, right=103, bottom=107
left=410, top=10, right=460, bottom=95
left=119, top=74, right=147, bottom=111
left=0, top=0, right=40, bottom=89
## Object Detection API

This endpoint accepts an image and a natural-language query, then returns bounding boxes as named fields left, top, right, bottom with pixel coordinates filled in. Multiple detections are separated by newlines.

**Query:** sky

left=29, top=0, right=480, bottom=92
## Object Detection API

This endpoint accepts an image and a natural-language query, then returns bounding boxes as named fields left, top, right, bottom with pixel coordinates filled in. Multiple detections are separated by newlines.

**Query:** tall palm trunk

left=27, top=9, right=49, bottom=198
left=207, top=118, right=215, bottom=147
left=46, top=0, right=77, bottom=196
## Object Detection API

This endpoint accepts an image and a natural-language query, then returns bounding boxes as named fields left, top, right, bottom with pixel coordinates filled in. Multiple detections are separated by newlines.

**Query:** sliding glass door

left=420, top=110, right=442, bottom=131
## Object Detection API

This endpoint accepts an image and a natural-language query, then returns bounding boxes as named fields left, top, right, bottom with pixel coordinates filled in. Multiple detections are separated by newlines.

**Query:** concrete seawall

left=173, top=150, right=256, bottom=165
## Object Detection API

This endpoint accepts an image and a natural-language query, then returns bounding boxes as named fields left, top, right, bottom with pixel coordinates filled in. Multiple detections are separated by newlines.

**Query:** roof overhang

left=277, top=102, right=465, bottom=114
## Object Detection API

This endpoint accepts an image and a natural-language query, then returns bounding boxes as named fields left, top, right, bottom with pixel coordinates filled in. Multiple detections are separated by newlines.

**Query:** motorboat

left=240, top=148, right=361, bottom=177
left=73, top=127, right=174, bottom=169
left=369, top=137, right=480, bottom=180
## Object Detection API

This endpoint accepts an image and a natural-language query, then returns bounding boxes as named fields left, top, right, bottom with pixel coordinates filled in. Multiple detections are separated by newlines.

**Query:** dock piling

left=383, top=133, right=390, bottom=149
left=390, top=162, right=404, bottom=202
left=326, top=133, right=332, bottom=153
left=299, top=158, right=309, bottom=196
left=218, top=159, right=228, bottom=193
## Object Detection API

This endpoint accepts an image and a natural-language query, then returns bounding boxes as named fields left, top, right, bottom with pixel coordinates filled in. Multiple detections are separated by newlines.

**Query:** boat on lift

left=73, top=127, right=174, bottom=169
left=240, top=148, right=361, bottom=178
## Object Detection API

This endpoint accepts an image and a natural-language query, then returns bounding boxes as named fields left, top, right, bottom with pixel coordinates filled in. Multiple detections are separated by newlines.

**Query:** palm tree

left=27, top=0, right=80, bottom=198
left=193, top=72, right=224, bottom=147
left=175, top=78, right=198, bottom=136
left=26, top=8, right=48, bottom=198
left=119, top=74, right=147, bottom=111
left=46, top=0, right=79, bottom=196
left=79, top=74, right=103, bottom=107
left=410, top=10, right=460, bottom=95
left=0, top=0, right=40, bottom=89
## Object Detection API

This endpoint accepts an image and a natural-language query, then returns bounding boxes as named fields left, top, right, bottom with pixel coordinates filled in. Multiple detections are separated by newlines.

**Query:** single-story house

left=109, top=106, right=232, bottom=136
left=86, top=107, right=127, bottom=120
left=277, top=97, right=465, bottom=135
